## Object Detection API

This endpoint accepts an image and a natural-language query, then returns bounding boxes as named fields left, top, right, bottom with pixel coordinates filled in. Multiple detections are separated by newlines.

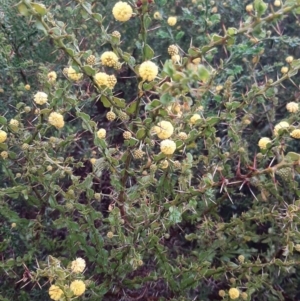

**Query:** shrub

left=2, top=0, right=300, bottom=300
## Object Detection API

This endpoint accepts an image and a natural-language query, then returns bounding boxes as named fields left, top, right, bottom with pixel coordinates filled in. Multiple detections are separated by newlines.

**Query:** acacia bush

left=2, top=0, right=300, bottom=300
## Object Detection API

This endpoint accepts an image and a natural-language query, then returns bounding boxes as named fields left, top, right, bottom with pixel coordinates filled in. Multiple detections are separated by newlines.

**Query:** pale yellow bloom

left=10, top=119, right=19, bottom=127
left=70, top=280, right=86, bottom=296
left=274, top=121, right=289, bottom=136
left=49, top=285, right=64, bottom=301
left=258, top=137, right=271, bottom=150
left=139, top=61, right=158, bottom=81
left=48, top=71, right=57, bottom=82
left=101, top=51, right=119, bottom=67
left=67, top=66, right=83, bottom=81
left=171, top=54, right=181, bottom=64
left=153, top=11, right=161, bottom=20
left=106, top=75, right=117, bottom=89
left=0, top=130, right=7, bottom=143
left=25, top=84, right=30, bottom=90
left=167, top=16, right=177, bottom=26
left=160, top=139, right=176, bottom=155
left=34, top=91, right=48, bottom=105
left=246, top=4, right=253, bottom=12
left=286, top=56, right=294, bottom=63
left=291, top=129, right=300, bottom=139
left=286, top=102, right=299, bottom=113
left=94, top=72, right=109, bottom=86
left=274, top=0, right=281, bottom=7
left=153, top=121, right=174, bottom=139
left=90, top=158, right=96, bottom=165
left=281, top=66, right=288, bottom=74
left=1, top=151, right=8, bottom=159
left=228, top=288, right=240, bottom=300
left=71, top=257, right=86, bottom=273
left=48, top=112, right=64, bottom=129
left=178, top=132, right=188, bottom=140
left=97, top=128, right=106, bottom=139
left=112, top=1, right=133, bottom=22
left=160, top=159, right=169, bottom=169
left=190, top=114, right=201, bottom=124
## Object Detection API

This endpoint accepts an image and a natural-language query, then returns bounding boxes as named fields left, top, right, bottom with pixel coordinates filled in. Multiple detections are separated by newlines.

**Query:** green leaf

left=205, top=117, right=220, bottom=126
left=100, top=96, right=111, bottom=108
left=17, top=2, right=30, bottom=16
left=126, top=101, right=138, bottom=114
left=32, top=2, right=47, bottom=16
left=112, top=97, right=126, bottom=108
left=0, top=117, right=7, bottom=125
left=144, top=44, right=154, bottom=60
left=227, top=27, right=238, bottom=36
left=160, top=93, right=173, bottom=105
left=35, top=20, right=47, bottom=34
left=136, top=129, right=146, bottom=140
left=285, top=152, right=300, bottom=161
left=176, top=31, right=185, bottom=41
left=92, top=13, right=102, bottom=22
left=198, top=65, right=211, bottom=82
left=254, top=0, right=268, bottom=17
left=65, top=48, right=75, bottom=56
left=82, top=65, right=96, bottom=76
left=169, top=206, right=182, bottom=224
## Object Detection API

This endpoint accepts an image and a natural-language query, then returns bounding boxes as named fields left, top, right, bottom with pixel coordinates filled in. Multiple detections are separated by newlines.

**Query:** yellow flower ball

left=70, top=280, right=86, bottom=296
left=153, top=121, right=174, bottom=139
left=295, top=244, right=300, bottom=252
left=291, top=129, right=300, bottom=139
left=190, top=114, right=201, bottom=124
left=123, top=131, right=132, bottom=140
left=10, top=119, right=19, bottom=127
left=48, top=112, right=64, bottom=129
left=71, top=257, right=86, bottom=273
left=258, top=137, right=271, bottom=150
left=34, top=91, right=48, bottom=105
left=107, top=231, right=114, bottom=238
left=171, top=54, right=181, bottom=64
left=49, top=285, right=64, bottom=301
left=167, top=16, right=177, bottom=26
left=281, top=66, right=289, bottom=74
left=286, top=102, right=299, bottom=113
left=90, top=158, right=96, bottom=165
left=286, top=56, right=294, bottom=63
left=139, top=61, right=158, bottom=81
left=219, top=290, right=226, bottom=297
left=25, top=84, right=31, bottom=90
left=101, top=51, right=119, bottom=67
left=241, top=292, right=248, bottom=300
left=274, top=0, right=281, bottom=7
left=97, top=128, right=106, bottom=139
left=246, top=4, right=253, bottom=12
left=228, top=288, right=240, bottom=300
left=0, top=130, right=7, bottom=143
left=160, top=159, right=169, bottom=169
left=107, top=75, right=117, bottom=89
left=67, top=66, right=83, bottom=81
left=160, top=139, right=176, bottom=155
left=153, top=11, right=161, bottom=20
left=94, top=72, right=109, bottom=86
left=178, top=132, right=188, bottom=140
left=48, top=71, right=57, bottom=82
left=274, top=121, right=289, bottom=136
left=11, top=222, right=17, bottom=228
left=1, top=151, right=8, bottom=159
left=112, top=1, right=133, bottom=22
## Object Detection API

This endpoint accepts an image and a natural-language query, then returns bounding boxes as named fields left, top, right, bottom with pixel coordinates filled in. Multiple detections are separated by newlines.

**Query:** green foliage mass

left=2, top=0, right=300, bottom=300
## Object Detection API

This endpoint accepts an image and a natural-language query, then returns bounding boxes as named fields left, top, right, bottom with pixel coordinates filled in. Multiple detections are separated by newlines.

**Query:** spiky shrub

left=2, top=0, right=300, bottom=300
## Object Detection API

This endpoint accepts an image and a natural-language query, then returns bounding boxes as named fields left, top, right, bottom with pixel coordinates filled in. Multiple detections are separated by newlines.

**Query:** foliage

left=2, top=0, right=300, bottom=300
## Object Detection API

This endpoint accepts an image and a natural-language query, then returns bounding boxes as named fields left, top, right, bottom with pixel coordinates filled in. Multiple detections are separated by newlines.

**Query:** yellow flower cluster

left=101, top=51, right=119, bottom=67
left=49, top=285, right=64, bottom=301
left=291, top=129, right=300, bottom=139
left=71, top=258, right=86, bottom=274
left=281, top=66, right=288, bottom=74
left=112, top=1, right=133, bottom=22
left=123, top=131, right=132, bottom=140
left=153, top=11, right=161, bottom=20
left=258, top=137, right=271, bottom=150
left=0, top=130, right=7, bottom=143
left=153, top=121, right=174, bottom=139
left=25, top=84, right=31, bottom=90
left=97, top=128, right=106, bottom=139
left=34, top=91, right=48, bottom=105
left=139, top=61, right=158, bottom=81
left=1, top=151, right=8, bottom=159
left=160, top=139, right=176, bottom=155
left=286, top=56, right=294, bottom=63
left=228, top=288, right=240, bottom=300
left=168, top=45, right=179, bottom=56
left=274, top=121, right=289, bottom=136
left=48, top=71, right=57, bottom=82
left=48, top=112, right=64, bottom=129
left=10, top=119, right=19, bottom=127
left=171, top=54, right=181, bottom=64
left=286, top=102, right=299, bottom=113
left=94, top=72, right=117, bottom=89
left=67, top=66, right=83, bottom=81
left=178, top=132, right=188, bottom=140
left=167, top=16, right=177, bottom=26
left=160, top=159, right=169, bottom=169
left=190, top=114, right=201, bottom=124
left=70, top=280, right=86, bottom=296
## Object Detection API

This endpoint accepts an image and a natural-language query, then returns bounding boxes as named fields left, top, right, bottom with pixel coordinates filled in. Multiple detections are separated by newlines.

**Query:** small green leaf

left=32, top=2, right=47, bottom=15
left=82, top=65, right=96, bottom=76
left=198, top=65, right=211, bottom=82
left=0, top=117, right=7, bottom=125
left=254, top=0, right=268, bottom=17
left=144, top=44, right=154, bottom=60
left=92, top=13, right=102, bottom=22
left=227, top=27, right=238, bottom=36
left=286, top=152, right=300, bottom=161
left=136, top=129, right=146, bottom=140
left=160, top=93, right=173, bottom=105
left=17, top=2, right=30, bottom=16
left=100, top=96, right=112, bottom=108
left=126, top=101, right=138, bottom=114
